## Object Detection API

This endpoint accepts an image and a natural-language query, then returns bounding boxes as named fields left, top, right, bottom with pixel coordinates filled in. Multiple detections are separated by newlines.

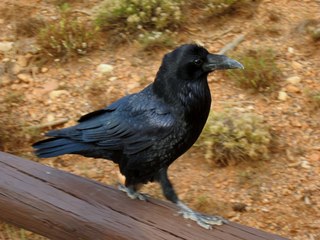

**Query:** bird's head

left=153, top=44, right=243, bottom=103
left=156, top=44, right=243, bottom=82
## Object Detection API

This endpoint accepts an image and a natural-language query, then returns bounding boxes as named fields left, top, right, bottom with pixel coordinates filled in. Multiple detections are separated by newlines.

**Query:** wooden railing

left=0, top=151, right=288, bottom=240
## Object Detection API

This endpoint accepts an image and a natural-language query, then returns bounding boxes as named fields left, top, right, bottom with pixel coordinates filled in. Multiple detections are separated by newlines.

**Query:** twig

left=72, top=9, right=92, bottom=16
left=28, top=118, right=69, bottom=129
left=218, top=34, right=245, bottom=55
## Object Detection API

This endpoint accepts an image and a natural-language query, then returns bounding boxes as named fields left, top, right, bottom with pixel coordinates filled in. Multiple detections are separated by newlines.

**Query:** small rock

left=49, top=90, right=70, bottom=99
left=41, top=67, right=49, bottom=73
left=0, top=41, right=14, bottom=52
left=286, top=84, right=301, bottom=93
left=232, top=203, right=247, bottom=212
left=109, top=76, right=117, bottom=82
left=301, top=160, right=311, bottom=169
left=278, top=91, right=288, bottom=101
left=304, top=195, right=312, bottom=205
left=11, top=62, right=23, bottom=75
left=288, top=47, right=295, bottom=54
left=97, top=64, right=114, bottom=74
left=17, top=73, right=33, bottom=83
left=291, top=61, right=303, bottom=70
left=309, top=152, right=320, bottom=162
left=16, top=55, right=28, bottom=67
left=46, top=113, right=55, bottom=122
left=288, top=162, right=301, bottom=168
left=290, top=119, right=302, bottom=127
left=286, top=76, right=301, bottom=85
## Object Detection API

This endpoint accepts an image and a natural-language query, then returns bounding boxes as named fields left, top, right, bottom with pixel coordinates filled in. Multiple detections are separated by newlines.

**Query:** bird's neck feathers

left=153, top=63, right=211, bottom=121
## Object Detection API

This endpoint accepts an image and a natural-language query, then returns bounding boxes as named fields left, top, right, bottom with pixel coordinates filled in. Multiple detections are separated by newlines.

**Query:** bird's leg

left=118, top=183, right=148, bottom=201
left=156, top=168, right=227, bottom=229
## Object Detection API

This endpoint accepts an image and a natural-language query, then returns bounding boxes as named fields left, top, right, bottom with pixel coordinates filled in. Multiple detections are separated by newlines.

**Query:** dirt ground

left=0, top=0, right=319, bottom=239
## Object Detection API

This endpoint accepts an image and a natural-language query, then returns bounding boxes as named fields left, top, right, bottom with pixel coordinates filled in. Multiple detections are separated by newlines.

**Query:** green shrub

left=227, top=49, right=282, bottom=93
left=200, top=109, right=272, bottom=166
left=37, top=4, right=99, bottom=59
left=95, top=0, right=182, bottom=42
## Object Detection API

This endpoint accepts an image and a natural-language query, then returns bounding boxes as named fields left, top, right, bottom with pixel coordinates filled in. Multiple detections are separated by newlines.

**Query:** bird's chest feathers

left=178, top=82, right=211, bottom=120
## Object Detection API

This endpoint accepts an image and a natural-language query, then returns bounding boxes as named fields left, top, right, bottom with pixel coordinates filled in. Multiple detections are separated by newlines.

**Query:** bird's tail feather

left=33, top=137, right=91, bottom=158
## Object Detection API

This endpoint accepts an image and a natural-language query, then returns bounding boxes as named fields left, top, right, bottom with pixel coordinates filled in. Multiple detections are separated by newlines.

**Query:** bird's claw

left=118, top=184, right=148, bottom=201
left=179, top=210, right=227, bottom=229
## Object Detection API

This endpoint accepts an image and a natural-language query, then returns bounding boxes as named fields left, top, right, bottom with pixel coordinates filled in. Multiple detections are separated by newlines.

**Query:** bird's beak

left=203, top=54, right=244, bottom=72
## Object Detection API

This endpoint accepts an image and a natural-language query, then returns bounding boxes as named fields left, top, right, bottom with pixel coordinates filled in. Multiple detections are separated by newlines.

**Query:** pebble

left=97, top=64, right=114, bottom=74
left=232, top=202, right=247, bottom=212
left=301, top=160, right=311, bottom=169
left=309, top=152, right=320, bottom=162
left=291, top=61, right=303, bottom=70
left=286, top=84, right=301, bottom=93
left=46, top=113, right=55, bottom=122
left=0, top=41, right=14, bottom=52
left=17, top=73, right=33, bottom=83
left=288, top=47, right=295, bottom=54
left=278, top=91, right=288, bottom=101
left=290, top=119, right=302, bottom=127
left=286, top=76, right=301, bottom=85
left=41, top=67, right=49, bottom=73
left=304, top=195, right=312, bottom=205
left=49, top=90, right=70, bottom=99
left=16, top=55, right=28, bottom=67
left=109, top=76, right=117, bottom=82
left=11, top=62, right=23, bottom=75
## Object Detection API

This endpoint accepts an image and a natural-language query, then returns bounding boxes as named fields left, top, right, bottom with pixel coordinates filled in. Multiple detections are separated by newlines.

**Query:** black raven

left=33, top=44, right=243, bottom=229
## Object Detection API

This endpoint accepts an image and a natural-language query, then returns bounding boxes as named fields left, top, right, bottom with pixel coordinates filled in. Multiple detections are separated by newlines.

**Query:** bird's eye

left=193, top=59, right=203, bottom=66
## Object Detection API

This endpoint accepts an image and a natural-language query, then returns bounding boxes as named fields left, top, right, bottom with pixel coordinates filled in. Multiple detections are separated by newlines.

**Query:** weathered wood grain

left=0, top=152, right=288, bottom=240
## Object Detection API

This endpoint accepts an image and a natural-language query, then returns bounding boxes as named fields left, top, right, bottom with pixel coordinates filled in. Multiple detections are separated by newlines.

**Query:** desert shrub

left=0, top=223, right=47, bottom=240
left=187, top=0, right=258, bottom=17
left=296, top=19, right=320, bottom=42
left=307, top=23, right=320, bottom=42
left=227, top=49, right=282, bottom=93
left=95, top=0, right=182, bottom=43
left=310, top=28, right=320, bottom=41
left=199, top=109, right=272, bottom=166
left=37, top=4, right=99, bottom=59
left=137, top=30, right=176, bottom=50
left=16, top=17, right=46, bottom=37
left=203, top=0, right=247, bottom=16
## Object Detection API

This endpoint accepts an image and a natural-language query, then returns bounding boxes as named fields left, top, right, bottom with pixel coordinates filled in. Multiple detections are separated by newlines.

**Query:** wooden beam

left=0, top=152, right=288, bottom=240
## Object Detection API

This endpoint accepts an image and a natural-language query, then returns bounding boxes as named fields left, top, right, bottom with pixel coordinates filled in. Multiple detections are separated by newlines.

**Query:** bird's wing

left=48, top=91, right=176, bottom=156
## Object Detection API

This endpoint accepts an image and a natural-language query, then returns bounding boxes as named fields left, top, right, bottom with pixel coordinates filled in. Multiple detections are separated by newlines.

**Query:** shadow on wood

left=0, top=151, right=288, bottom=240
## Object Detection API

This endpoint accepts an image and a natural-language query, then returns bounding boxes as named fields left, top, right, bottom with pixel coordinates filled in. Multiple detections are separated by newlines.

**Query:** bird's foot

left=118, top=184, right=148, bottom=201
left=177, top=201, right=227, bottom=229
left=179, top=210, right=226, bottom=229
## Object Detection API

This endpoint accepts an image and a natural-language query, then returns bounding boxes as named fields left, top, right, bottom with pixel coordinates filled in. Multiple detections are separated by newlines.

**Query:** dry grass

left=227, top=49, right=282, bottom=93
left=37, top=4, right=99, bottom=60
